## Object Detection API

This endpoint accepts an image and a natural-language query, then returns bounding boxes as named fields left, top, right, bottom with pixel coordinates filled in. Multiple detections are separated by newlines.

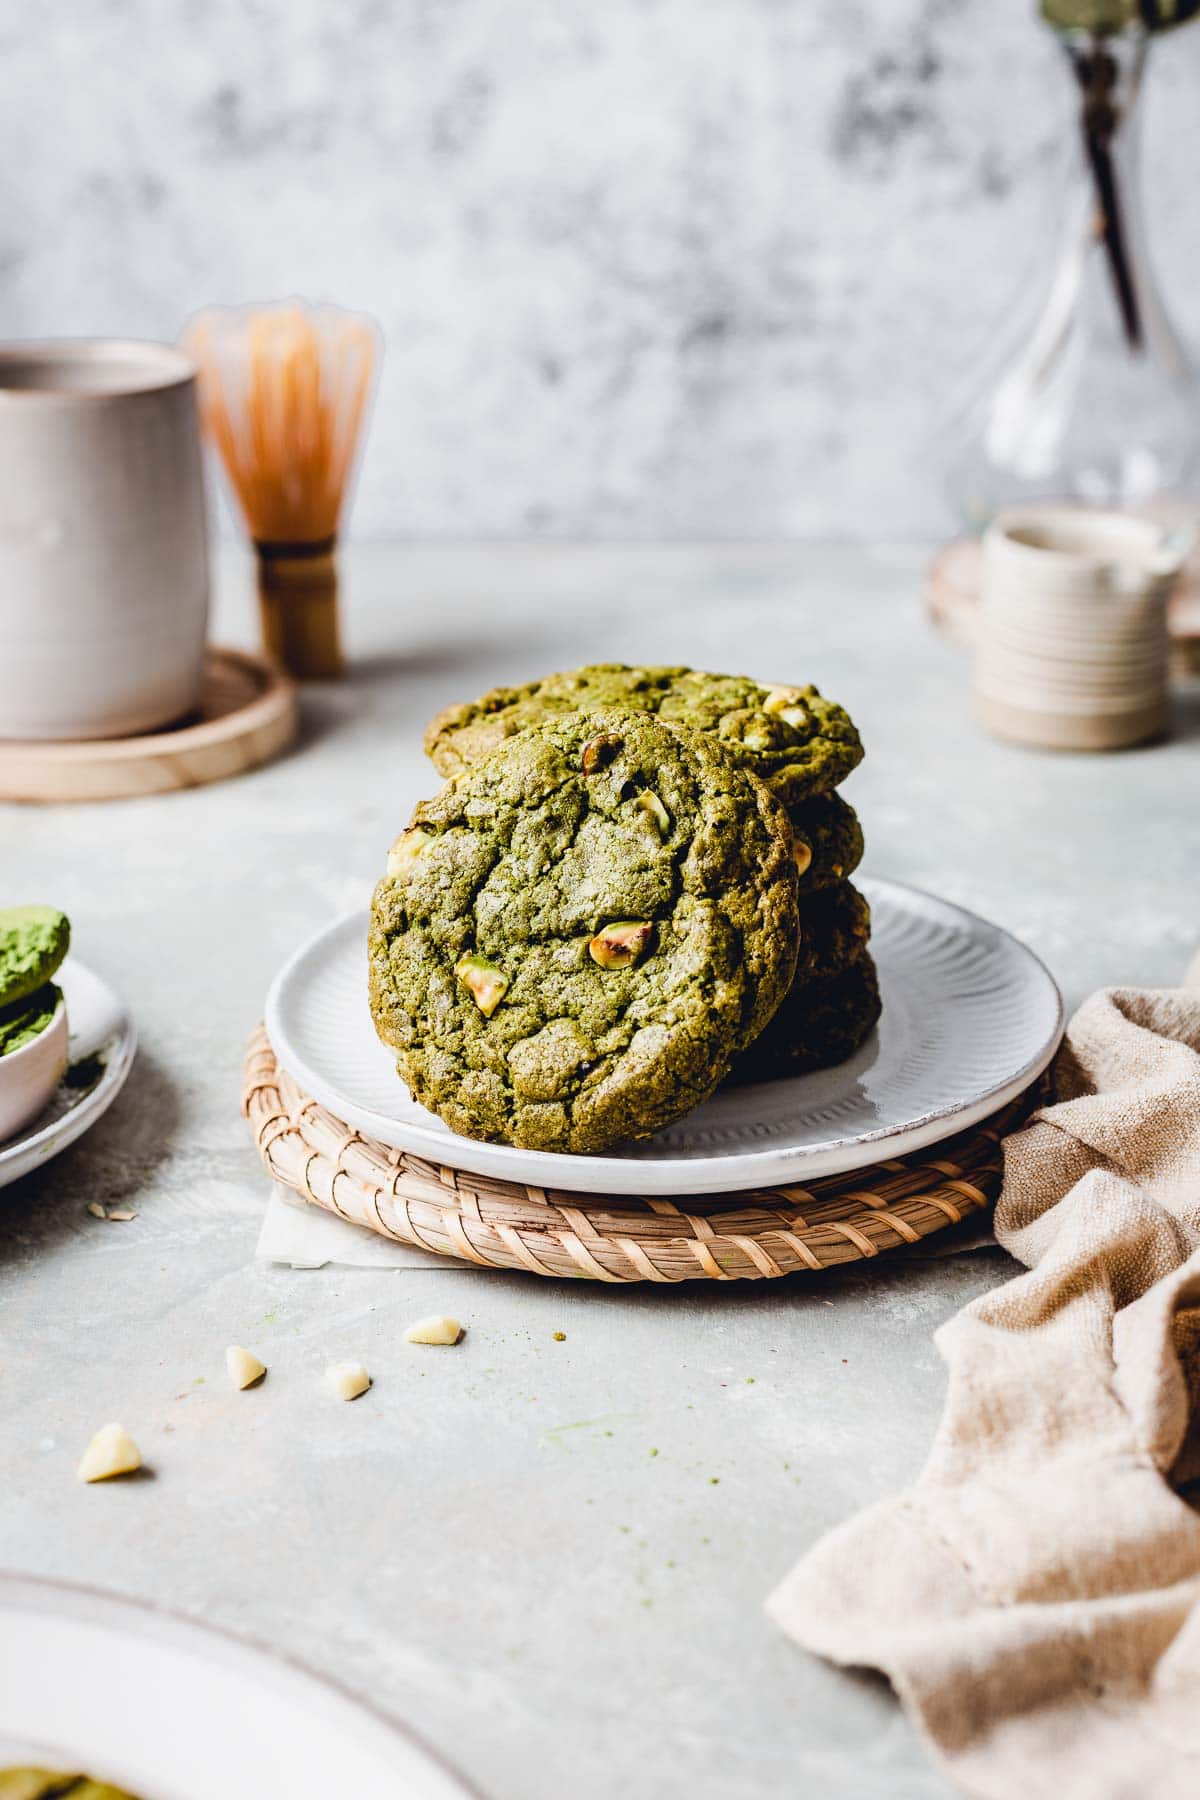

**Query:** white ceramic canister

left=975, top=505, right=1190, bottom=752
left=0, top=340, right=209, bottom=740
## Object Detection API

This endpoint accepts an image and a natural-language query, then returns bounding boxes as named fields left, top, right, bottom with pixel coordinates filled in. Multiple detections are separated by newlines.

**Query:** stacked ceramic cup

left=975, top=506, right=1190, bottom=752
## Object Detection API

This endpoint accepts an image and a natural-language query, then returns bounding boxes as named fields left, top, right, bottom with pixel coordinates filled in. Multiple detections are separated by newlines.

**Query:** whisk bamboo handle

left=254, top=539, right=343, bottom=680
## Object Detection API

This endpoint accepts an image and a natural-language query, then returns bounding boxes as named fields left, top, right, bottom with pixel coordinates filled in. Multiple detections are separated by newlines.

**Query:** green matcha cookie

left=798, top=881, right=871, bottom=984
left=790, top=793, right=864, bottom=895
left=725, top=953, right=881, bottom=1088
left=370, top=711, right=800, bottom=1154
left=0, top=982, right=62, bottom=1058
left=425, top=664, right=863, bottom=808
left=0, top=905, right=70, bottom=1008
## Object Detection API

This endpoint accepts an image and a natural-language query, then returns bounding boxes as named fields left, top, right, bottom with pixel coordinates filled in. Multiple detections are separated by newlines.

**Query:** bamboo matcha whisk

left=185, top=301, right=380, bottom=678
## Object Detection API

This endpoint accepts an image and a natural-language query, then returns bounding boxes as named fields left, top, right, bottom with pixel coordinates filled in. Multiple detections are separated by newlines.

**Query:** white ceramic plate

left=266, top=877, right=1064, bottom=1198
left=0, top=1571, right=477, bottom=1799
left=0, top=958, right=136, bottom=1190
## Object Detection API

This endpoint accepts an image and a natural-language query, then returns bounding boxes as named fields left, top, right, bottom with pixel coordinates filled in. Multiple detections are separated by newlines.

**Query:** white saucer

left=265, top=877, right=1064, bottom=1199
left=0, top=1571, right=476, bottom=1799
left=0, top=958, right=136, bottom=1191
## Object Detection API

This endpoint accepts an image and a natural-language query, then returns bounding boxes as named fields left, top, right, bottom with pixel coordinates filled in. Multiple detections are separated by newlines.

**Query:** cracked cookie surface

left=424, top=663, right=863, bottom=807
left=370, top=711, right=799, bottom=1153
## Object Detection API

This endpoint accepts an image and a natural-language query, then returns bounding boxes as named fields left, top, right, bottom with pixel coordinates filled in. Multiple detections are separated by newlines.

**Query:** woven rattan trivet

left=243, top=1028, right=1041, bottom=1282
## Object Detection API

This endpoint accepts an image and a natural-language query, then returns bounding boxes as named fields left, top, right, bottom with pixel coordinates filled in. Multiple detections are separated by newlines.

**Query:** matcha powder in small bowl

left=0, top=905, right=70, bottom=1013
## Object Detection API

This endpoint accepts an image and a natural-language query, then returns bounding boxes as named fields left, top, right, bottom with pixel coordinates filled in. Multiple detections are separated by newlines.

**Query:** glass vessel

left=945, top=27, right=1200, bottom=533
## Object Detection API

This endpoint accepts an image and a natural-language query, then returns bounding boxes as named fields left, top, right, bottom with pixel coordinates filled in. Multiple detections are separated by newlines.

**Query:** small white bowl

left=0, top=994, right=68, bottom=1144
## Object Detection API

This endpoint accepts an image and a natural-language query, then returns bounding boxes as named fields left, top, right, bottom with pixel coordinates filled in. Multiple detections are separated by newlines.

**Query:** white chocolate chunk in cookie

left=387, top=828, right=432, bottom=878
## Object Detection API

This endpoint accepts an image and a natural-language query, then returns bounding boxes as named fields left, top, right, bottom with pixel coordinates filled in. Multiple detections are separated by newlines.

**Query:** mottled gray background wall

left=4, top=1, right=1199, bottom=539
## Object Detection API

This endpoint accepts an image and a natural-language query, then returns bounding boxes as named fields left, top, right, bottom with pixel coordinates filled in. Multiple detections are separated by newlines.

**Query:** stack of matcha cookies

left=368, top=664, right=877, bottom=1155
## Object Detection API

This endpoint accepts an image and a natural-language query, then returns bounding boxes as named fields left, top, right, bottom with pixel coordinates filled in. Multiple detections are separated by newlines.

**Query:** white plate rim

left=0, top=1568, right=482, bottom=1798
left=265, top=878, right=1064, bottom=1197
left=0, top=958, right=136, bottom=1188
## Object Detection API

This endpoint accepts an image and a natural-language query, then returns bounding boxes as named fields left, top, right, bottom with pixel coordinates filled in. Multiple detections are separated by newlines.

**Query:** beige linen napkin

left=769, top=956, right=1200, bottom=1799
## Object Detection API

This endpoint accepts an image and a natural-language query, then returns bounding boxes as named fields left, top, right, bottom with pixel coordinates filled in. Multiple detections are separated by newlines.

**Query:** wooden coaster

left=0, top=648, right=297, bottom=803
left=927, top=535, right=1200, bottom=677
left=242, top=1027, right=1040, bottom=1282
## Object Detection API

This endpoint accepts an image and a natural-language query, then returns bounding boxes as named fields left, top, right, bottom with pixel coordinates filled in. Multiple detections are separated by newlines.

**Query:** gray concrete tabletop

left=3, top=541, right=1198, bottom=1800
